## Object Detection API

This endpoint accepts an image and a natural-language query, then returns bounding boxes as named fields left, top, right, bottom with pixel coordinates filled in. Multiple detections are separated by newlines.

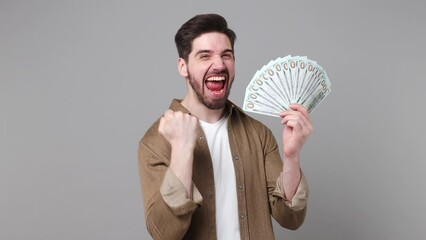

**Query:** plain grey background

left=1, top=0, right=425, bottom=239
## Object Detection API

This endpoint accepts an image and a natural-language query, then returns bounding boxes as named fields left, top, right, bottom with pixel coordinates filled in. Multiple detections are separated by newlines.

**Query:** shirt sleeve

left=139, top=136, right=201, bottom=239
left=160, top=168, right=203, bottom=216
left=259, top=125, right=309, bottom=230
left=272, top=171, right=309, bottom=211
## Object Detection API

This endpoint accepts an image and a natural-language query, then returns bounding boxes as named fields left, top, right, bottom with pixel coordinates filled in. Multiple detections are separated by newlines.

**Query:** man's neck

left=181, top=97, right=225, bottom=123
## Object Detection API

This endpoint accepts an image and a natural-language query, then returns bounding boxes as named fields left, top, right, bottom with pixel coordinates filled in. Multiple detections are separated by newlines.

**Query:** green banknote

left=243, top=55, right=331, bottom=117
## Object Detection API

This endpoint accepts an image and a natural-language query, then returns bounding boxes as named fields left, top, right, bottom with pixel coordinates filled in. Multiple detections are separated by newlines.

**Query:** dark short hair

left=174, top=13, right=236, bottom=62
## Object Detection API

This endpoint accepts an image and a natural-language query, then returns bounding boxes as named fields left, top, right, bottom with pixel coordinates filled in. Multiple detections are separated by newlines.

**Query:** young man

left=138, top=13, right=312, bottom=239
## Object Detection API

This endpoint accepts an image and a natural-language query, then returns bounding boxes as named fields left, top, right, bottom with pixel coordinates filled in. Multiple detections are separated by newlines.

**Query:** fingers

left=279, top=103, right=310, bottom=120
left=158, top=110, right=174, bottom=136
left=283, top=116, right=307, bottom=131
left=279, top=104, right=313, bottom=133
left=290, top=103, right=309, bottom=118
left=161, top=110, right=195, bottom=124
left=163, top=109, right=174, bottom=118
left=158, top=110, right=199, bottom=146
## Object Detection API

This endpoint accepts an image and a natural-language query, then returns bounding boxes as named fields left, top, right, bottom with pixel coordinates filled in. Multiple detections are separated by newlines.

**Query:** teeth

left=207, top=76, right=225, bottom=81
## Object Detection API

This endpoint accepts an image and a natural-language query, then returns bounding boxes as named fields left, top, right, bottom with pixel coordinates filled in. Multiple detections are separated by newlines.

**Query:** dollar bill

left=243, top=55, right=331, bottom=117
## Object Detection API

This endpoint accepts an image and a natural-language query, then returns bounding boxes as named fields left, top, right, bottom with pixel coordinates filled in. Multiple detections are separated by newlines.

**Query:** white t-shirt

left=199, top=116, right=240, bottom=240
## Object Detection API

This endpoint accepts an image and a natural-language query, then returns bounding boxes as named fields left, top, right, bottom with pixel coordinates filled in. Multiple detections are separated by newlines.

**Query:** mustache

left=203, top=63, right=229, bottom=80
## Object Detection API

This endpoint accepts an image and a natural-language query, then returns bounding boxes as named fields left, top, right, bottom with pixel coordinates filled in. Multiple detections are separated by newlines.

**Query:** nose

left=212, top=55, right=226, bottom=72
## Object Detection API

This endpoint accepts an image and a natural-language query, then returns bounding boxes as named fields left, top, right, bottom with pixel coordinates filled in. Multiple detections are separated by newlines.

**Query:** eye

left=199, top=54, right=210, bottom=59
left=222, top=53, right=234, bottom=59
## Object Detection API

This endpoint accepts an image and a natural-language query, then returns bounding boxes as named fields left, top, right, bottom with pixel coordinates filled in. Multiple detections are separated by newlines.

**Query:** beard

left=187, top=71, right=233, bottom=110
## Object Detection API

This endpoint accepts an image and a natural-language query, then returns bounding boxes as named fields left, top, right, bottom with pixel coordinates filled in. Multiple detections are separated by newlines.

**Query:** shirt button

left=210, top=225, right=215, bottom=231
left=240, top=214, right=246, bottom=219
left=238, top=184, right=243, bottom=190
left=234, top=155, right=239, bottom=160
left=199, top=136, right=204, bottom=140
left=209, top=194, right=214, bottom=200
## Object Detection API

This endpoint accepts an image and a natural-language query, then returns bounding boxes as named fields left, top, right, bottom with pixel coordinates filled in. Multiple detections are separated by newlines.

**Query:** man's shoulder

left=139, top=116, right=163, bottom=145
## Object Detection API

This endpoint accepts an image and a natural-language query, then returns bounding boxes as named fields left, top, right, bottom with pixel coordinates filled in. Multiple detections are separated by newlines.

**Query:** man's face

left=179, top=32, right=235, bottom=110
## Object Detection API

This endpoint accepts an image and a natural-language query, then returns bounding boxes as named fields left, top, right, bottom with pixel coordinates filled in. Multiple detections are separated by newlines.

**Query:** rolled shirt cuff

left=160, top=168, right=203, bottom=216
left=273, top=171, right=309, bottom=211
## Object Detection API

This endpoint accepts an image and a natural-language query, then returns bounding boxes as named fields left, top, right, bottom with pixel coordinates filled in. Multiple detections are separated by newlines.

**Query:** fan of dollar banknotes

left=243, top=55, right=331, bottom=117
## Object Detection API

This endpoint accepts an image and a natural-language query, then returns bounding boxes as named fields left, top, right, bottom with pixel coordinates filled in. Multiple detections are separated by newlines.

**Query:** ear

left=177, top=58, right=188, bottom=78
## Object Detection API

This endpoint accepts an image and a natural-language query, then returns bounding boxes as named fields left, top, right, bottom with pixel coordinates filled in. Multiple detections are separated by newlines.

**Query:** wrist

left=283, top=157, right=300, bottom=170
left=171, top=140, right=196, bottom=152
left=283, top=153, right=300, bottom=163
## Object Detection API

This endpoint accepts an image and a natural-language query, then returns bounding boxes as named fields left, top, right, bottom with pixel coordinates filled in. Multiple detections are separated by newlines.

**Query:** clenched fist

left=158, top=110, right=199, bottom=150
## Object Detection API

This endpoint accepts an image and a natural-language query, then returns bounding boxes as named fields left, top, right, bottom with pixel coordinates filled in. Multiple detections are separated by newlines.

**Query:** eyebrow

left=194, top=49, right=234, bottom=57
left=223, top=49, right=234, bottom=55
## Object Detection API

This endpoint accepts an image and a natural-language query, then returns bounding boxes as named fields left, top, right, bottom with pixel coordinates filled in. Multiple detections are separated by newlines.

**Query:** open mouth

left=205, top=75, right=226, bottom=95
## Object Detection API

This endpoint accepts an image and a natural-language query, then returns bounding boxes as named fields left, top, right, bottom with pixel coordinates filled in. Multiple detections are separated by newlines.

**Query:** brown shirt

left=138, top=99, right=308, bottom=240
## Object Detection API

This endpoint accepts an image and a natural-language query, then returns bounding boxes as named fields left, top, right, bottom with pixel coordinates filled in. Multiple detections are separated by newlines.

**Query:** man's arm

left=279, top=103, right=313, bottom=200
left=158, top=110, right=199, bottom=197
left=266, top=103, right=312, bottom=230
left=138, top=110, right=201, bottom=239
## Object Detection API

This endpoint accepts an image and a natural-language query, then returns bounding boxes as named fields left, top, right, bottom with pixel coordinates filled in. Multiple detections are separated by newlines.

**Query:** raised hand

left=279, top=104, right=313, bottom=161
left=158, top=110, right=199, bottom=198
left=158, top=110, right=199, bottom=150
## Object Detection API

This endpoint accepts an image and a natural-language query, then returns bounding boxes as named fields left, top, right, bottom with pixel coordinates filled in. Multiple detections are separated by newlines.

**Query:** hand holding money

left=279, top=104, right=313, bottom=160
